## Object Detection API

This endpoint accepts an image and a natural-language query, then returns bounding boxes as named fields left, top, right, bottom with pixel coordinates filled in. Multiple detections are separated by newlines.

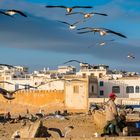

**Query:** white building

left=57, top=65, right=76, bottom=74
left=98, top=76, right=140, bottom=98
left=76, top=64, right=108, bottom=78
left=65, top=76, right=98, bottom=110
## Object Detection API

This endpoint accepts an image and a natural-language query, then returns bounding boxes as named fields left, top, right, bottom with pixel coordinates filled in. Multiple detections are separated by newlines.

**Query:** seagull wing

left=37, top=79, right=65, bottom=87
left=57, top=20, right=71, bottom=25
left=0, top=81, right=14, bottom=85
left=104, top=28, right=127, bottom=38
left=91, top=12, right=108, bottom=16
left=0, top=87, right=8, bottom=96
left=77, top=30, right=93, bottom=34
left=63, top=60, right=81, bottom=64
left=77, top=27, right=94, bottom=30
left=73, top=20, right=84, bottom=25
left=7, top=10, right=27, bottom=17
left=0, top=11, right=12, bottom=17
left=72, top=6, right=93, bottom=9
left=66, top=12, right=84, bottom=15
left=0, top=64, right=16, bottom=69
left=46, top=5, right=66, bottom=8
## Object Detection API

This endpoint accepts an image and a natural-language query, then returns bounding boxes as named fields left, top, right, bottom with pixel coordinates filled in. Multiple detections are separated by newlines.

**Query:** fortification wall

left=0, top=90, right=64, bottom=114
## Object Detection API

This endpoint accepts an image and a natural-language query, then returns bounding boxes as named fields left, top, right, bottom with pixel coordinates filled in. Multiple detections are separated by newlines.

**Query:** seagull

left=63, top=126, right=74, bottom=138
left=127, top=53, right=135, bottom=59
left=66, top=11, right=108, bottom=19
left=77, top=27, right=127, bottom=38
left=57, top=20, right=84, bottom=30
left=88, top=39, right=115, bottom=48
left=45, top=5, right=93, bottom=14
left=0, top=10, right=27, bottom=17
left=0, top=87, right=24, bottom=100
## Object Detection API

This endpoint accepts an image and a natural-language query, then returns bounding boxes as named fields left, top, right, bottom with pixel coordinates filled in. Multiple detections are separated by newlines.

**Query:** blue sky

left=0, top=0, right=140, bottom=72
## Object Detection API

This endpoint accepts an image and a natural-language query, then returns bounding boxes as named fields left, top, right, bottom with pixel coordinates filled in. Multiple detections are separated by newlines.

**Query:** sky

left=0, top=0, right=140, bottom=72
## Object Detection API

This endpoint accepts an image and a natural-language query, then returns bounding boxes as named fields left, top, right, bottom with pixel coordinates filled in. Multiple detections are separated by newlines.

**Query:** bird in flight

left=77, top=27, right=127, bottom=38
left=0, top=10, right=27, bottom=17
left=0, top=87, right=25, bottom=100
left=66, top=11, right=108, bottom=19
left=127, top=53, right=135, bottom=59
left=88, top=39, right=115, bottom=48
left=57, top=20, right=84, bottom=30
left=45, top=5, right=93, bottom=14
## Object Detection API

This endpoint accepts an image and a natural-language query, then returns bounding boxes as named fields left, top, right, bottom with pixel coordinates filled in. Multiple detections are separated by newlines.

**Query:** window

left=73, top=85, right=79, bottom=94
left=15, top=84, right=19, bottom=90
left=112, top=86, right=120, bottom=93
left=99, top=81, right=104, bottom=86
left=100, top=90, right=104, bottom=96
left=90, top=73, right=94, bottom=77
left=126, top=86, right=134, bottom=93
left=135, top=86, right=139, bottom=93
left=82, top=73, right=86, bottom=78
left=91, top=85, right=94, bottom=93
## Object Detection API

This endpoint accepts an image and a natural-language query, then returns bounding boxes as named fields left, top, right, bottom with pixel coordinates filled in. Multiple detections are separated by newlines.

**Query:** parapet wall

left=93, top=110, right=106, bottom=132
left=0, top=90, right=64, bottom=106
left=0, top=90, right=64, bottom=114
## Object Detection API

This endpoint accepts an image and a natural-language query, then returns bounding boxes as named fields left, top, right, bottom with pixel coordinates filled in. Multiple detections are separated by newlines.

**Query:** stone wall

left=0, top=90, right=64, bottom=114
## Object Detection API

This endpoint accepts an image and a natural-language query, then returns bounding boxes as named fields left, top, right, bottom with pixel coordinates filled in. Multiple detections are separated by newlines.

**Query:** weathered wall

left=0, top=90, right=64, bottom=106
left=93, top=110, right=106, bottom=133
left=0, top=90, right=64, bottom=114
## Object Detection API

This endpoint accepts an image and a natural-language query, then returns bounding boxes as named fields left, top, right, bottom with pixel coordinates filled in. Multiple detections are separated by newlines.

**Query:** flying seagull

left=45, top=5, right=93, bottom=14
left=0, top=10, right=27, bottom=17
left=66, top=11, right=108, bottom=19
left=77, top=27, right=127, bottom=38
left=127, top=53, right=135, bottom=59
left=0, top=87, right=24, bottom=100
left=57, top=20, right=84, bottom=30
left=88, top=39, right=115, bottom=48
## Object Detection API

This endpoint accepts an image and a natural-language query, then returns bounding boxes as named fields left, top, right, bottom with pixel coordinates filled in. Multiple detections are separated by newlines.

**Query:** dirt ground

left=0, top=102, right=100, bottom=139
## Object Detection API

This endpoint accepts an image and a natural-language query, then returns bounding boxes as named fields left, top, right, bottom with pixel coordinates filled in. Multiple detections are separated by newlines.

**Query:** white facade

left=76, top=69, right=107, bottom=78
left=0, top=77, right=65, bottom=91
left=65, top=77, right=98, bottom=110
left=58, top=65, right=76, bottom=74
left=98, top=77, right=140, bottom=98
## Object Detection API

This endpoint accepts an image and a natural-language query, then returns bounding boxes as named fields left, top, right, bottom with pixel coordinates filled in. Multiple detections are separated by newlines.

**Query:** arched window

left=126, top=86, right=134, bottom=93
left=135, top=86, right=139, bottom=93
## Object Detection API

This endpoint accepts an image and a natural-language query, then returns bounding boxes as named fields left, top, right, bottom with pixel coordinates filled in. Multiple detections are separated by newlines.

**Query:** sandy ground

left=0, top=102, right=100, bottom=139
